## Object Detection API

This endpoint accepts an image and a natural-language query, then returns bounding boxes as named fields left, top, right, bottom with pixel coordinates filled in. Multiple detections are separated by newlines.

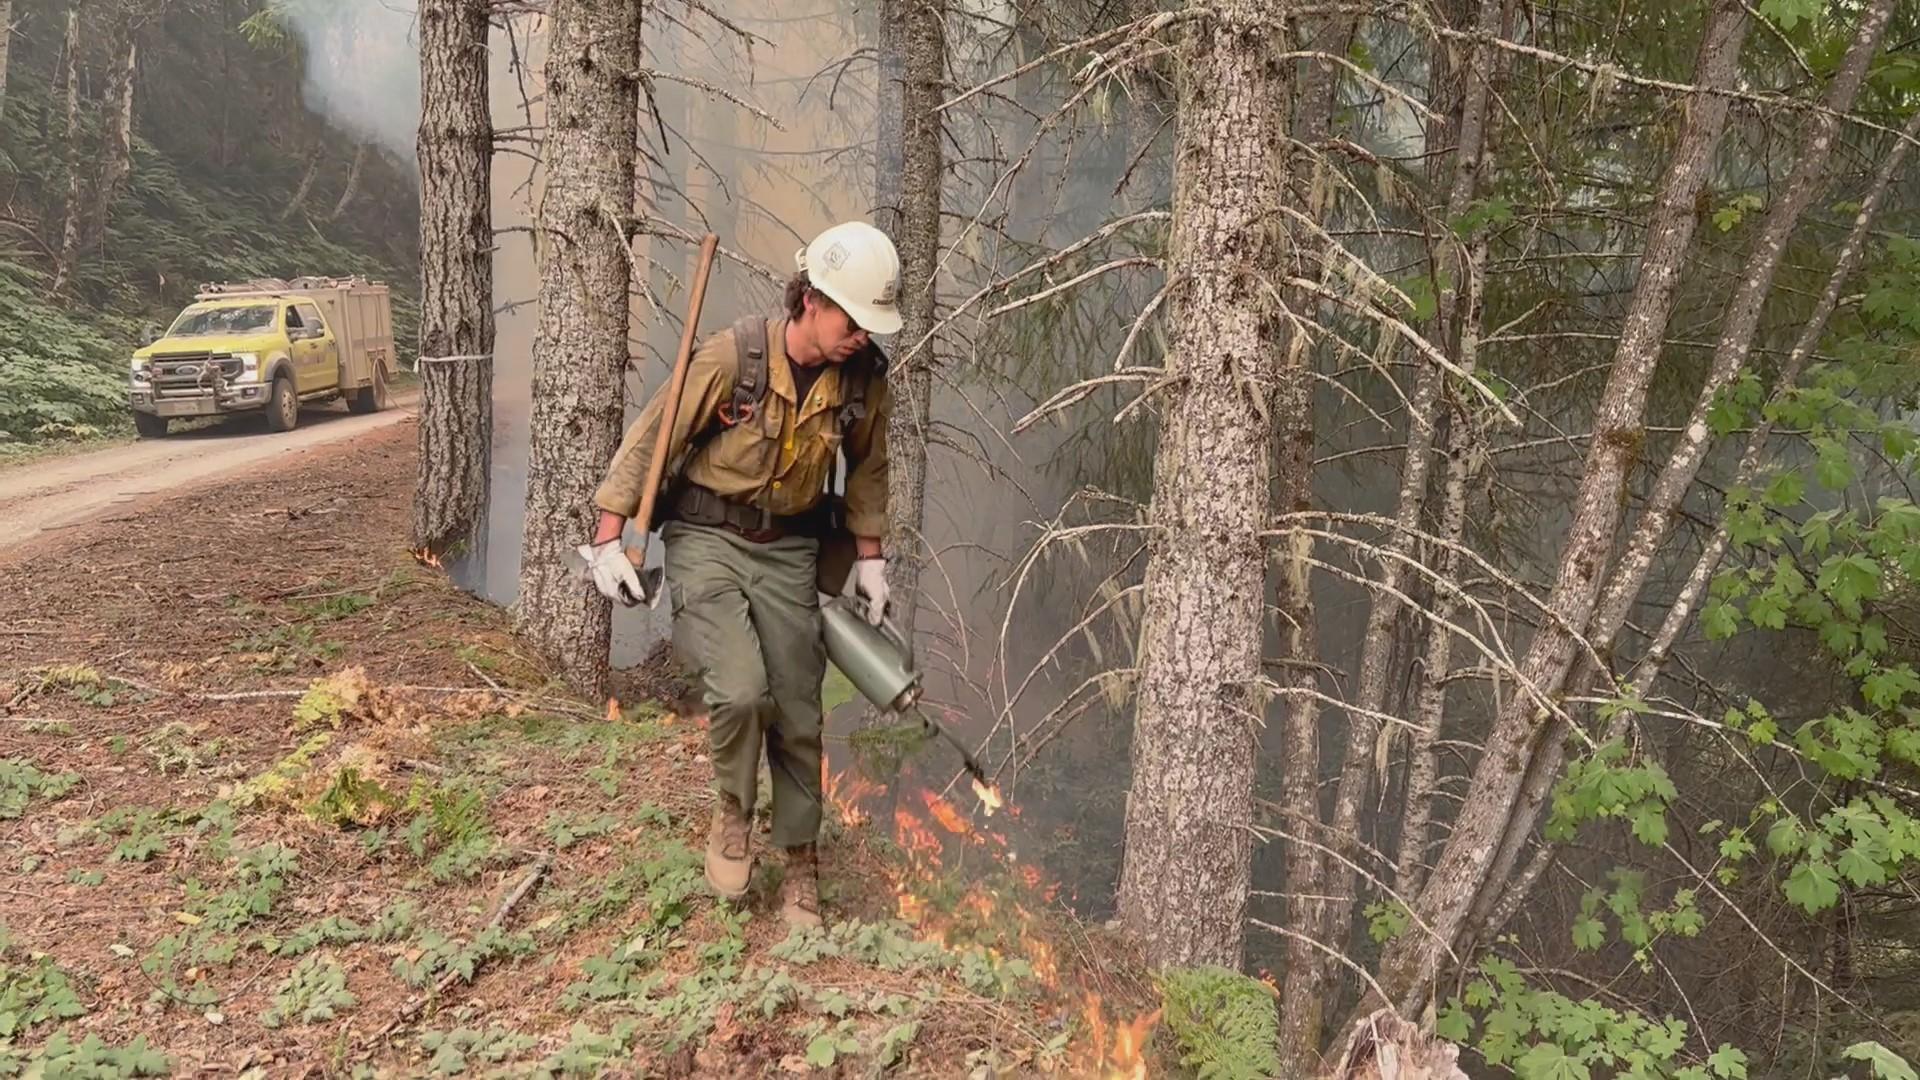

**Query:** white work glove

left=851, top=557, right=890, bottom=626
left=576, top=539, right=655, bottom=608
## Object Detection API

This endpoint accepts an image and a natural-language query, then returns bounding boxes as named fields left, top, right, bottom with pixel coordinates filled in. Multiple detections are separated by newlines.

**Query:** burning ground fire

left=824, top=762, right=1157, bottom=1077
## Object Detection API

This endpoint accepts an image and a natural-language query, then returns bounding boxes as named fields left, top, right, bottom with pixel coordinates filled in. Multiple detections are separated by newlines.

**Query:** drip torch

left=819, top=595, right=995, bottom=799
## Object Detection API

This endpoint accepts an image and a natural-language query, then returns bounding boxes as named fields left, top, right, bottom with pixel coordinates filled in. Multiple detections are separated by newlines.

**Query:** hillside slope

left=0, top=420, right=1198, bottom=1077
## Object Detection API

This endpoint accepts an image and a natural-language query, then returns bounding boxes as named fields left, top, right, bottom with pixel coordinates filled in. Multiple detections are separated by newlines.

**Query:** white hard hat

left=794, top=221, right=903, bottom=335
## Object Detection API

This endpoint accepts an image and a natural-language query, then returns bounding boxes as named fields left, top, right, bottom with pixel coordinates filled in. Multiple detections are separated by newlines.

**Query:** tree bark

left=1457, top=0, right=1898, bottom=953
left=1473, top=101, right=1920, bottom=945
left=515, top=0, right=640, bottom=698
left=282, top=145, right=323, bottom=221
left=1395, top=388, right=1478, bottom=896
left=1375, top=0, right=1508, bottom=910
left=330, top=141, right=369, bottom=221
left=1585, top=0, right=1896, bottom=661
left=0, top=0, right=14, bottom=122
left=883, top=0, right=943, bottom=642
left=1273, top=9, right=1352, bottom=1070
left=872, top=0, right=904, bottom=236
left=91, top=32, right=137, bottom=248
left=50, top=9, right=82, bottom=295
left=1373, top=0, right=1751, bottom=1009
left=412, top=0, right=495, bottom=557
left=1312, top=0, right=1503, bottom=1026
left=1116, top=0, right=1289, bottom=971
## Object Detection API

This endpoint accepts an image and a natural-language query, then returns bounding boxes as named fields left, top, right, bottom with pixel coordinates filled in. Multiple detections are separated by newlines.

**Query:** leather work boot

left=705, top=793, right=752, bottom=900
left=779, top=844, right=823, bottom=930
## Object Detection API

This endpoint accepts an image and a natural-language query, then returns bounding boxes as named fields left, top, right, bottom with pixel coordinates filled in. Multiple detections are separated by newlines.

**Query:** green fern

left=1157, top=965, right=1281, bottom=1080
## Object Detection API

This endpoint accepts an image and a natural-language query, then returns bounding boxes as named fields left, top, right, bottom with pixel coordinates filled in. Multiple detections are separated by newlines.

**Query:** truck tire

left=348, top=364, right=389, bottom=415
left=133, top=412, right=169, bottom=439
left=266, top=373, right=299, bottom=433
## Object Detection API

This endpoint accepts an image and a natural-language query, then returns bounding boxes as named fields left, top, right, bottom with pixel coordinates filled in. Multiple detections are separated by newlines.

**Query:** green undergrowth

left=1157, top=966, right=1281, bottom=1080
left=1, top=636, right=1135, bottom=1076
left=0, top=758, right=80, bottom=820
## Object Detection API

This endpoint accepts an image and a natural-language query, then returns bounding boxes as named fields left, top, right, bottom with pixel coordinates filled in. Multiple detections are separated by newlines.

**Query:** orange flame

left=1019, top=912, right=1060, bottom=987
left=923, top=790, right=972, bottom=837
left=895, top=886, right=927, bottom=924
left=894, top=809, right=943, bottom=863
left=961, top=887, right=996, bottom=924
left=411, top=547, right=444, bottom=569
left=605, top=697, right=620, bottom=724
left=972, top=778, right=1004, bottom=815
left=1079, top=994, right=1161, bottom=1079
left=823, top=768, right=881, bottom=829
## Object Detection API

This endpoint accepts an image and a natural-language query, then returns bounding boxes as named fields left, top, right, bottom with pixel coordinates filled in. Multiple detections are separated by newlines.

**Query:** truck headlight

left=130, top=358, right=149, bottom=382
left=231, top=352, right=260, bottom=382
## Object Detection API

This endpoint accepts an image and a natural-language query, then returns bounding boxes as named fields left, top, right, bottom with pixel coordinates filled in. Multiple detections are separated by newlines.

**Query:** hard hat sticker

left=822, top=242, right=850, bottom=271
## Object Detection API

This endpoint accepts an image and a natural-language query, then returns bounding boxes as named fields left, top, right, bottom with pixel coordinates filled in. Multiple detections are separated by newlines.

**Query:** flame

left=1017, top=907, right=1060, bottom=987
left=922, top=790, right=972, bottom=837
left=411, top=547, right=444, bottom=569
left=971, top=778, right=1004, bottom=815
left=823, top=768, right=880, bottom=828
left=605, top=697, right=620, bottom=724
left=894, top=809, right=943, bottom=863
left=822, top=757, right=1142, bottom=1072
left=1078, top=994, right=1161, bottom=1079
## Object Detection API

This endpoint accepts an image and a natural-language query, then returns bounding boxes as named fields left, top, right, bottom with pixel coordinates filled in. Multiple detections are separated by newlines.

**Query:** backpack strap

left=833, top=340, right=889, bottom=437
left=718, top=314, right=770, bottom=428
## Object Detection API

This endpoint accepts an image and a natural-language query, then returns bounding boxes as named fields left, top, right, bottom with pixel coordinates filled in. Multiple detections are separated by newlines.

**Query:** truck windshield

left=166, top=305, right=279, bottom=337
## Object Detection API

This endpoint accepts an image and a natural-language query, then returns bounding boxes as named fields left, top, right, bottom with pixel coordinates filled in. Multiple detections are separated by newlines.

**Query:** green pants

left=662, top=521, right=825, bottom=849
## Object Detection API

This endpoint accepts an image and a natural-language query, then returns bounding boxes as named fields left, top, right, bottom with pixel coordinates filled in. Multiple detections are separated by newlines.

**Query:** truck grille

left=149, top=352, right=244, bottom=397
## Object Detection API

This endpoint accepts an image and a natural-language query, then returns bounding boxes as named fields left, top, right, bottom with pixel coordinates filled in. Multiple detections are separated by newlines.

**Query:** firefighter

left=579, top=221, right=901, bottom=929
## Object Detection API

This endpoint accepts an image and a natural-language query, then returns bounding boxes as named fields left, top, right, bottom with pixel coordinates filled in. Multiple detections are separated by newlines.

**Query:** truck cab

left=129, top=277, right=395, bottom=437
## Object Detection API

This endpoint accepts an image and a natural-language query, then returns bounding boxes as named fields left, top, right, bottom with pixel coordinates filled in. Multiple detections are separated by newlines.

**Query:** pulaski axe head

left=622, top=545, right=664, bottom=608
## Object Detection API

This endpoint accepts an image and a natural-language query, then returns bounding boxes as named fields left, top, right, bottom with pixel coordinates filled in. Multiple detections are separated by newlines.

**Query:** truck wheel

left=266, top=374, right=299, bottom=432
left=348, top=365, right=389, bottom=415
left=133, top=413, right=169, bottom=439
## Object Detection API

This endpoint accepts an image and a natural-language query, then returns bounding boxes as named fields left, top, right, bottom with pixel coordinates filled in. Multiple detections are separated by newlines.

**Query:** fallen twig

left=487, top=853, right=551, bottom=929
left=371, top=853, right=551, bottom=1040
left=196, top=684, right=497, bottom=702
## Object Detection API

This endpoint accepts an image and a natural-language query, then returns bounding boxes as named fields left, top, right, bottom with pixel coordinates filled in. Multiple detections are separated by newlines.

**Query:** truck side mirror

left=138, top=324, right=159, bottom=347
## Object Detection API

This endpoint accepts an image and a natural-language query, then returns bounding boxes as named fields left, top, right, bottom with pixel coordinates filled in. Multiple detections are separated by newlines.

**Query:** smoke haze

left=278, top=0, right=422, bottom=160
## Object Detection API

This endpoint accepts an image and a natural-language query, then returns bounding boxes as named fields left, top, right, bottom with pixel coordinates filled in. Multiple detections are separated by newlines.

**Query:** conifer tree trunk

left=50, top=9, right=82, bottom=295
left=1116, top=0, right=1290, bottom=969
left=515, top=0, right=640, bottom=698
left=412, top=0, right=495, bottom=557
left=92, top=32, right=137, bottom=248
left=872, top=0, right=904, bottom=236
left=282, top=146, right=323, bottom=221
left=0, top=1, right=17, bottom=122
left=330, top=142, right=368, bottom=221
left=882, top=0, right=943, bottom=640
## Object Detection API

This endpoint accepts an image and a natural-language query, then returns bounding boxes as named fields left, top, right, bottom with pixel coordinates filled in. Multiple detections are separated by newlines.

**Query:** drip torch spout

left=906, top=704, right=988, bottom=786
left=820, top=595, right=991, bottom=788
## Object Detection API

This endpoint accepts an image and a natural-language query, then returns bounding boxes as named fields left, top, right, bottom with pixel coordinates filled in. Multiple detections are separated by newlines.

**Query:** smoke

left=278, top=0, right=422, bottom=160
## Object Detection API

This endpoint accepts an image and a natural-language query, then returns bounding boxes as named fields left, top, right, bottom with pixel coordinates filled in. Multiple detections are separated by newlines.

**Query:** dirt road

left=0, top=394, right=417, bottom=555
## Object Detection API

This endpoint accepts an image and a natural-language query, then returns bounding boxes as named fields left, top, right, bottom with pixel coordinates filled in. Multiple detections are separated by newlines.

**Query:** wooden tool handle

left=630, top=233, right=721, bottom=555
